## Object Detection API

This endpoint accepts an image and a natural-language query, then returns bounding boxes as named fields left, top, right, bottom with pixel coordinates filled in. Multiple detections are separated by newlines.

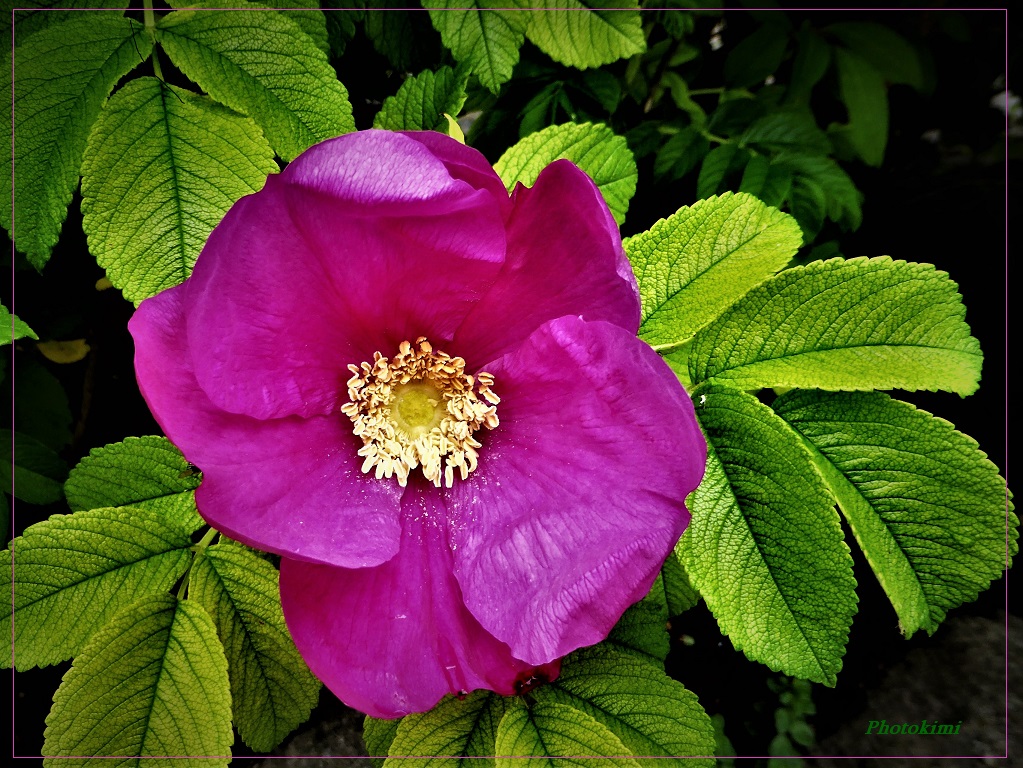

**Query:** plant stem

left=142, top=0, right=164, bottom=81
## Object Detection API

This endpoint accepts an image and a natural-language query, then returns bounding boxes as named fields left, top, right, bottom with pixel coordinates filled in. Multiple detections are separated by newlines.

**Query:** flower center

left=341, top=337, right=499, bottom=488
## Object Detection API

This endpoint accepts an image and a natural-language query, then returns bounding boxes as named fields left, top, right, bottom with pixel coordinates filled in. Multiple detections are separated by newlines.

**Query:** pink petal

left=453, top=160, right=641, bottom=368
left=129, top=285, right=402, bottom=568
left=280, top=486, right=556, bottom=718
left=185, top=131, right=508, bottom=421
left=448, top=316, right=705, bottom=664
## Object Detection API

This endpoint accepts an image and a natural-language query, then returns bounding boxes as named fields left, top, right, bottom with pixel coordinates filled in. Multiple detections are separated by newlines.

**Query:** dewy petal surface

left=186, top=131, right=508, bottom=421
left=448, top=315, right=706, bottom=664
left=280, top=487, right=549, bottom=719
left=453, top=160, right=641, bottom=368
left=130, top=285, right=402, bottom=568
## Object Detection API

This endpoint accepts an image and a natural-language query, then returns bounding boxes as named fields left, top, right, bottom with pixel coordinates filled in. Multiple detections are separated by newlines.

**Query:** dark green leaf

left=723, top=23, right=789, bottom=88
left=827, top=22, right=925, bottom=89
left=833, top=47, right=888, bottom=166
left=0, top=429, right=66, bottom=505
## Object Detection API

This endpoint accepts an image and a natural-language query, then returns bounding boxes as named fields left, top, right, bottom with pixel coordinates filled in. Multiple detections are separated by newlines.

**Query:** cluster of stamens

left=341, top=337, right=500, bottom=488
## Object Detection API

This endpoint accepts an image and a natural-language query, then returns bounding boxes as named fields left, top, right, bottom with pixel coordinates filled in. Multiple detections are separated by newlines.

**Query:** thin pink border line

left=6, top=4, right=1014, bottom=764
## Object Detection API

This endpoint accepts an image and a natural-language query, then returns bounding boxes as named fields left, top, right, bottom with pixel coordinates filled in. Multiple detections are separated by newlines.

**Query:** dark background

left=5, top=4, right=1016, bottom=763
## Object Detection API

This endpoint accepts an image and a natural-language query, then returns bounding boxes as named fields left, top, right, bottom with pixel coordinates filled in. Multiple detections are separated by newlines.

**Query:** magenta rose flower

left=129, top=130, right=706, bottom=718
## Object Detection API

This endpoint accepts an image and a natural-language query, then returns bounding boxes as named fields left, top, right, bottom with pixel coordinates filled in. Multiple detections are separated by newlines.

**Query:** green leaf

left=0, top=428, right=66, bottom=505
left=1, top=302, right=38, bottom=343
left=661, top=548, right=700, bottom=616
left=364, top=715, right=400, bottom=763
left=695, top=144, right=747, bottom=200
left=43, top=596, right=232, bottom=766
left=653, top=126, right=709, bottom=183
left=606, top=574, right=670, bottom=664
left=189, top=541, right=320, bottom=752
left=157, top=9, right=355, bottom=161
left=785, top=26, right=831, bottom=105
left=65, top=436, right=203, bottom=531
left=723, top=23, right=789, bottom=88
left=1, top=506, right=197, bottom=670
left=167, top=1, right=331, bottom=56
left=539, top=645, right=715, bottom=763
left=524, top=0, right=645, bottom=70
left=80, top=77, right=277, bottom=305
left=496, top=699, right=641, bottom=768
left=774, top=390, right=1016, bottom=636
left=11, top=357, right=73, bottom=451
left=739, top=109, right=831, bottom=156
left=424, top=0, right=528, bottom=94
left=826, top=22, right=925, bottom=89
left=0, top=13, right=151, bottom=269
left=688, top=257, right=983, bottom=396
left=624, top=192, right=802, bottom=349
left=679, top=386, right=856, bottom=684
left=363, top=3, right=442, bottom=72
left=383, top=691, right=506, bottom=768
left=774, top=152, right=862, bottom=233
left=373, top=65, right=469, bottom=131
left=494, top=122, right=637, bottom=226
left=833, top=47, right=888, bottom=167
left=3, top=2, right=128, bottom=50
left=738, top=155, right=792, bottom=209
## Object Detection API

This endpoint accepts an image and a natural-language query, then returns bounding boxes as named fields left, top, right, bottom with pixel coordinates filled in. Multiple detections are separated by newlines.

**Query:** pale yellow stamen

left=341, top=337, right=500, bottom=488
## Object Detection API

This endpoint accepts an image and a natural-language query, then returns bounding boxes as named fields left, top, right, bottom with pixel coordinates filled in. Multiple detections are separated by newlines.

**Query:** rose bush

left=129, top=130, right=706, bottom=718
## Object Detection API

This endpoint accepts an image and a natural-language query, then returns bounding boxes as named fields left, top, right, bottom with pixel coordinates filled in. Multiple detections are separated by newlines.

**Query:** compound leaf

left=157, top=8, right=354, bottom=161
left=189, top=541, right=320, bottom=752
left=679, top=386, right=856, bottom=684
left=774, top=389, right=1016, bottom=636
left=495, top=122, right=637, bottom=226
left=1, top=12, right=150, bottom=269
left=625, top=192, right=802, bottom=349
left=81, top=77, right=277, bottom=305
left=43, top=596, right=232, bottom=767
left=689, top=257, right=983, bottom=396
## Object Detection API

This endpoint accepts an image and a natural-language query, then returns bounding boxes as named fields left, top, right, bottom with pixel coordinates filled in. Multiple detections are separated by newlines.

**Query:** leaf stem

left=142, top=0, right=164, bottom=81
left=194, top=526, right=220, bottom=553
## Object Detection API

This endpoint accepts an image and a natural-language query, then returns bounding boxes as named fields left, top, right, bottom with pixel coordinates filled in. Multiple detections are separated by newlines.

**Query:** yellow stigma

left=341, top=337, right=500, bottom=488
